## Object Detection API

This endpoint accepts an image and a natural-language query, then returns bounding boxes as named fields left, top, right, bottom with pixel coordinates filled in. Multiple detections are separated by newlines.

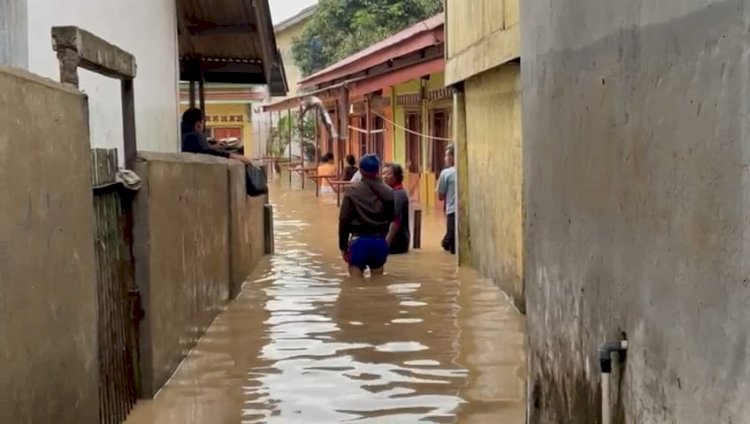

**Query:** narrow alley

left=125, top=184, right=526, bottom=424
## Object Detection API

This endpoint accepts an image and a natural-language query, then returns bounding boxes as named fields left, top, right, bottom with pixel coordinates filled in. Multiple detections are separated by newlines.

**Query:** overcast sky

left=269, top=0, right=318, bottom=24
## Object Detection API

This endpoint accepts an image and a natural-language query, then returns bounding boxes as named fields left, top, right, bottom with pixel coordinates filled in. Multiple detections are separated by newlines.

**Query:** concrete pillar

left=453, top=86, right=472, bottom=266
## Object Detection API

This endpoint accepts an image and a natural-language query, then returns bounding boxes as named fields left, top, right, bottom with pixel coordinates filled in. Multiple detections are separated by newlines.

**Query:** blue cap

left=359, top=154, right=380, bottom=175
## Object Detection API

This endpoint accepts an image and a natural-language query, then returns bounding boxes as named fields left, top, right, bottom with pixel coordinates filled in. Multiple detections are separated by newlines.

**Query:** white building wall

left=24, top=0, right=180, bottom=158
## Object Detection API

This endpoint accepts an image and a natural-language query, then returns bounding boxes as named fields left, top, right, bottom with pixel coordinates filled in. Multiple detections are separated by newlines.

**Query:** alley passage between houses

left=125, top=184, right=526, bottom=424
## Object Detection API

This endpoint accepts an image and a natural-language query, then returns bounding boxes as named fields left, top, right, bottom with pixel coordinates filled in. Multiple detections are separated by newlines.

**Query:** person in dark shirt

left=339, top=154, right=395, bottom=277
left=382, top=162, right=410, bottom=254
left=181, top=108, right=251, bottom=164
left=343, top=154, right=358, bottom=181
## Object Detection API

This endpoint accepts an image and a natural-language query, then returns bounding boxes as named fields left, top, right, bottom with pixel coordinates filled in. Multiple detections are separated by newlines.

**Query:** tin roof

left=177, top=0, right=287, bottom=95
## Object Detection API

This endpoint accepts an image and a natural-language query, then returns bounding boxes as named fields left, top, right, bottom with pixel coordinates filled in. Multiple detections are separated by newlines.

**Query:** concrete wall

left=0, top=67, right=98, bottom=423
left=463, top=64, right=524, bottom=310
left=25, top=0, right=179, bottom=158
left=521, top=0, right=750, bottom=422
left=133, top=152, right=266, bottom=396
left=228, top=165, right=266, bottom=299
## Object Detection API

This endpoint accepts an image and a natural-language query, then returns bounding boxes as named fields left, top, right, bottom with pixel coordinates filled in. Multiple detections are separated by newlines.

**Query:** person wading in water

left=338, top=154, right=395, bottom=277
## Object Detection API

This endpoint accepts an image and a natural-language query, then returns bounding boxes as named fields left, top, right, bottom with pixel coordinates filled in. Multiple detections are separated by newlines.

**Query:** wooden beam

left=189, top=79, right=196, bottom=108
left=121, top=79, right=137, bottom=169
left=338, top=86, right=349, bottom=174
left=288, top=108, right=293, bottom=186
left=198, top=64, right=206, bottom=116
left=365, top=96, right=372, bottom=153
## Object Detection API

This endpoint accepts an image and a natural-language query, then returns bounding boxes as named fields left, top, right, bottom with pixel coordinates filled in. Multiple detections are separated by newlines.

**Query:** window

left=405, top=112, right=421, bottom=173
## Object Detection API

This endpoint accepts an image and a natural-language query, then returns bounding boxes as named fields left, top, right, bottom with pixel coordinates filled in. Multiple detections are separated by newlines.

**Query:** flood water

left=126, top=183, right=526, bottom=424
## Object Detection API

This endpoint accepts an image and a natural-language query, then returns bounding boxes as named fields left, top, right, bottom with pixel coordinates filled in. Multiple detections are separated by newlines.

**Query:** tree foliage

left=292, top=0, right=443, bottom=77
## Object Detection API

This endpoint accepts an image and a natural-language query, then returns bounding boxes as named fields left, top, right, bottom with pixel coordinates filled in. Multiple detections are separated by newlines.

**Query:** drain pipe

left=599, top=339, right=628, bottom=424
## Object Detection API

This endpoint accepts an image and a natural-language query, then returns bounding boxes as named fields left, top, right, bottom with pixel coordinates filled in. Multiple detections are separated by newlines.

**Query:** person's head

left=359, top=154, right=381, bottom=180
left=382, top=162, right=404, bottom=188
left=345, top=154, right=356, bottom=167
left=445, top=144, right=455, bottom=167
left=321, top=153, right=334, bottom=163
left=182, top=108, right=204, bottom=133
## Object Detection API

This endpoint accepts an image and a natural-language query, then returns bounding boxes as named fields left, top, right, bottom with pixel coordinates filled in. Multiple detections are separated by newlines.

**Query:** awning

left=176, top=0, right=287, bottom=96
left=347, top=58, right=444, bottom=98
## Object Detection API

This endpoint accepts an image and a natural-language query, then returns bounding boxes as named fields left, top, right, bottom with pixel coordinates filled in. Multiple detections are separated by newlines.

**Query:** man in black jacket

left=181, top=108, right=251, bottom=164
left=339, top=154, right=395, bottom=277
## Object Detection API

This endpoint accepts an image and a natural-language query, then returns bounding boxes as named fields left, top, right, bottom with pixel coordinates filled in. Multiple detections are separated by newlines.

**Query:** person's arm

left=191, top=132, right=231, bottom=158
left=338, top=192, right=353, bottom=255
left=437, top=170, right=447, bottom=201
left=386, top=192, right=404, bottom=245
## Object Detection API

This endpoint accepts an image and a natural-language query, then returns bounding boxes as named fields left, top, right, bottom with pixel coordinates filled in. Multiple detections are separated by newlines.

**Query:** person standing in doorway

left=437, top=144, right=456, bottom=254
left=339, top=154, right=395, bottom=277
left=383, top=163, right=410, bottom=254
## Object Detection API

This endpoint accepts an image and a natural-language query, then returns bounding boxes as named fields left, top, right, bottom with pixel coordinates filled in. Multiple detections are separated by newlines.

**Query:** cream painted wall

left=463, top=64, right=524, bottom=309
left=275, top=20, right=306, bottom=97
left=26, top=0, right=180, bottom=160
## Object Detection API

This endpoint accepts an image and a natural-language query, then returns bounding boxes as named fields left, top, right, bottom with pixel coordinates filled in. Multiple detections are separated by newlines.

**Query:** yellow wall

left=390, top=74, right=450, bottom=208
left=462, top=64, right=524, bottom=309
left=180, top=103, right=253, bottom=152
left=445, top=0, right=520, bottom=85
left=275, top=21, right=307, bottom=97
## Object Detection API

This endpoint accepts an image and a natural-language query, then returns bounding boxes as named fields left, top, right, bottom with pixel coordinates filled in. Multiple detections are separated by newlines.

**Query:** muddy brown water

left=125, top=185, right=526, bottom=424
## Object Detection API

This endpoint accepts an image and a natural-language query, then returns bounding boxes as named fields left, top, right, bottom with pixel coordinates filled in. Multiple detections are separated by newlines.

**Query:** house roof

left=274, top=4, right=317, bottom=33
left=177, top=0, right=287, bottom=95
left=299, top=14, right=444, bottom=89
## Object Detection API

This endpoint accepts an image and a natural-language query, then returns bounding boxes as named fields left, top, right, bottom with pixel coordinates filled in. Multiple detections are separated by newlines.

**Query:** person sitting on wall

left=317, top=152, right=337, bottom=194
left=343, top=154, right=359, bottom=181
left=382, top=162, right=410, bottom=255
left=339, top=154, right=395, bottom=277
left=181, top=108, right=250, bottom=164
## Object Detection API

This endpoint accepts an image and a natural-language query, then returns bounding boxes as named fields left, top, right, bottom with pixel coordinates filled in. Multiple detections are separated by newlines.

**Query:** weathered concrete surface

left=521, top=0, right=750, bottom=422
left=51, top=26, right=138, bottom=83
left=133, top=153, right=267, bottom=396
left=463, top=64, right=525, bottom=311
left=228, top=163, right=265, bottom=299
left=133, top=152, right=232, bottom=396
left=0, top=67, right=97, bottom=423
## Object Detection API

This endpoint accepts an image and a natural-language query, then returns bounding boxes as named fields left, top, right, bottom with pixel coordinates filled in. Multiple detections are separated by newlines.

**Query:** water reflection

left=125, top=185, right=525, bottom=424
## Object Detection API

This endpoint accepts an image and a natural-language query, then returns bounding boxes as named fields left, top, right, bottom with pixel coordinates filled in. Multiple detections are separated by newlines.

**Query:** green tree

left=292, top=0, right=443, bottom=76
left=268, top=113, right=318, bottom=160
